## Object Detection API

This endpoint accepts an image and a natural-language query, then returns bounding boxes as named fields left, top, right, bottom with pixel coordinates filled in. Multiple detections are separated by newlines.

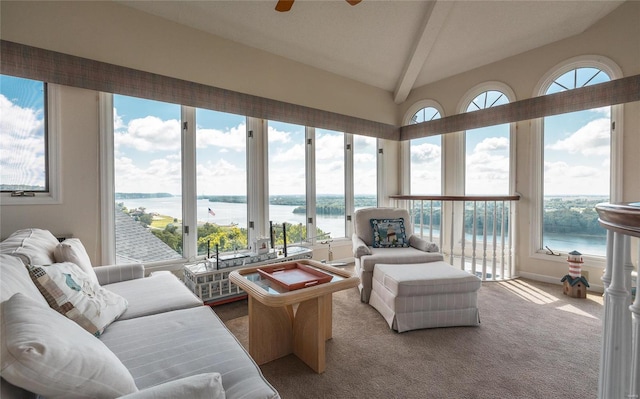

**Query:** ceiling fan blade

left=275, top=0, right=294, bottom=12
left=345, top=0, right=362, bottom=5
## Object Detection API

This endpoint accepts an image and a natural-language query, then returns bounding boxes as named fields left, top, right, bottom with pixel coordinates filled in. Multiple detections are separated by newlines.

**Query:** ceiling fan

left=275, top=0, right=361, bottom=12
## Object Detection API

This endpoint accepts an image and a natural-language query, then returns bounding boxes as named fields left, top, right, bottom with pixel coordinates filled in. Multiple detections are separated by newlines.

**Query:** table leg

left=248, top=296, right=293, bottom=365
left=293, top=293, right=332, bottom=373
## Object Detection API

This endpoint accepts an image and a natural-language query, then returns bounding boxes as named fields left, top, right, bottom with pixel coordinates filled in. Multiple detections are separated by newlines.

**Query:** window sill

left=1, top=192, right=62, bottom=205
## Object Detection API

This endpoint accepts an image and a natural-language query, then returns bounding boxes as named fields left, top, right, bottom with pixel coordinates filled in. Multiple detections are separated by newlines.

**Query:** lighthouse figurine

left=561, top=250, right=589, bottom=298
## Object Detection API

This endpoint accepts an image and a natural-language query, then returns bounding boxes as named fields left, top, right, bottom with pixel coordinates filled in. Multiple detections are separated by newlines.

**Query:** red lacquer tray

left=257, top=262, right=333, bottom=291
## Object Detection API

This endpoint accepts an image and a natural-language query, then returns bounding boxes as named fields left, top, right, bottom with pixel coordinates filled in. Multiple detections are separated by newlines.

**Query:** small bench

left=369, top=261, right=482, bottom=333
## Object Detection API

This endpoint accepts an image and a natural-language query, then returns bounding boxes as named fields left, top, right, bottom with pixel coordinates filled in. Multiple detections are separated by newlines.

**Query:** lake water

left=118, top=196, right=344, bottom=241
left=118, top=196, right=607, bottom=255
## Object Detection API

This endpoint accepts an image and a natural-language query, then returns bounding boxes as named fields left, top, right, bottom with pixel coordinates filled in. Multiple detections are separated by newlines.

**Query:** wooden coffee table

left=229, top=259, right=358, bottom=373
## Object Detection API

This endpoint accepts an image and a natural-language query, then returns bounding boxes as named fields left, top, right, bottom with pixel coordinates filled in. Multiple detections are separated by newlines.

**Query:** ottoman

left=369, top=262, right=481, bottom=332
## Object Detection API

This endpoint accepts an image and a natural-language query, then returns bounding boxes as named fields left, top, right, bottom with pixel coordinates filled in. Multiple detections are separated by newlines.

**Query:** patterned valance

left=2, top=40, right=638, bottom=141
left=0, top=40, right=397, bottom=140
left=401, top=74, right=640, bottom=140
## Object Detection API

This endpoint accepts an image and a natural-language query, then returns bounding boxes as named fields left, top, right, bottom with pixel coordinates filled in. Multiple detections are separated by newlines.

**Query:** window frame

left=1, top=82, right=62, bottom=205
left=529, top=55, right=623, bottom=264
left=100, top=95, right=370, bottom=268
left=401, top=99, right=445, bottom=196
left=458, top=81, right=517, bottom=197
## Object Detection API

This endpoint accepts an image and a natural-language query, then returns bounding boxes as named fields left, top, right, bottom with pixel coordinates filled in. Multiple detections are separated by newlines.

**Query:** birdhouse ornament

left=561, top=250, right=589, bottom=298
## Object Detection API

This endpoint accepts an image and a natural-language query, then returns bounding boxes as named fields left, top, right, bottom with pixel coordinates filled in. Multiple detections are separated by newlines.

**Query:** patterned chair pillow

left=370, top=218, right=409, bottom=248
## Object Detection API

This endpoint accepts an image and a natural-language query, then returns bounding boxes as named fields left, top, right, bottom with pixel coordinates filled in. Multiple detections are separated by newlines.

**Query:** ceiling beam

left=393, top=1, right=454, bottom=104
left=399, top=74, right=640, bottom=141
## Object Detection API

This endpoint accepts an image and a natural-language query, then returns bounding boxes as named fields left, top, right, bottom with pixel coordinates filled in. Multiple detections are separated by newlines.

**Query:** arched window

left=461, top=84, right=514, bottom=195
left=406, top=103, right=443, bottom=195
left=540, top=66, right=612, bottom=256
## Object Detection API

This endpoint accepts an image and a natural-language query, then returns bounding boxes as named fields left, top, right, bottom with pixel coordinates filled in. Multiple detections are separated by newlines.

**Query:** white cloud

left=114, top=154, right=182, bottom=193
left=474, top=136, right=509, bottom=153
left=0, top=94, right=46, bottom=186
left=465, top=137, right=510, bottom=194
left=196, top=159, right=247, bottom=195
left=316, top=132, right=344, bottom=161
left=411, top=142, right=441, bottom=164
left=196, top=123, right=245, bottom=151
left=271, top=142, right=306, bottom=163
left=590, top=106, right=611, bottom=117
left=544, top=160, right=609, bottom=195
left=268, top=126, right=291, bottom=143
left=354, top=152, right=375, bottom=164
left=545, top=118, right=610, bottom=156
left=115, top=115, right=181, bottom=152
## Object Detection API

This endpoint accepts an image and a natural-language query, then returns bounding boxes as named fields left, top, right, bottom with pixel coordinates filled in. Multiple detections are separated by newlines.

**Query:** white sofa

left=352, top=207, right=444, bottom=303
left=0, top=228, right=280, bottom=399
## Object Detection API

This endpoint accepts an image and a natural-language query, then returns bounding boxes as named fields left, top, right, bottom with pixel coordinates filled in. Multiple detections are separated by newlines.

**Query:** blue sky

left=1, top=75, right=610, bottom=198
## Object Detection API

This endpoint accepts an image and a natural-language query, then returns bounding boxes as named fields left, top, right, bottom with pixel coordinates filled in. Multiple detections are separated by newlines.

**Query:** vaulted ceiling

left=117, top=0, right=624, bottom=104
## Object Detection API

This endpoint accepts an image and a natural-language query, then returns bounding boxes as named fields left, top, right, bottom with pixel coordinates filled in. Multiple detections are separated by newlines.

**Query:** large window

left=195, top=109, right=248, bottom=255
left=113, top=95, right=183, bottom=263
left=464, top=90, right=510, bottom=195
left=103, top=95, right=378, bottom=266
left=542, top=67, right=611, bottom=256
left=268, top=121, right=308, bottom=245
left=0, top=74, right=59, bottom=203
left=353, top=135, right=377, bottom=210
left=315, top=128, right=345, bottom=239
left=410, top=106, right=442, bottom=195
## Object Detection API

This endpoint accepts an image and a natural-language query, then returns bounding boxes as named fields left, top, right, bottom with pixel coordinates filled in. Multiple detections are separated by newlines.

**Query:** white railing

left=390, top=195, right=520, bottom=281
left=595, top=202, right=640, bottom=399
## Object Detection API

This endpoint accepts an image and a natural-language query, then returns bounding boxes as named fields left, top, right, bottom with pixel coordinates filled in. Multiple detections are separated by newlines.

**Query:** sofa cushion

left=0, top=293, right=138, bottom=399
left=104, top=271, right=202, bottom=320
left=0, top=254, right=48, bottom=306
left=0, top=228, right=59, bottom=266
left=370, top=218, right=409, bottom=248
left=119, top=373, right=225, bottom=399
left=27, top=262, right=128, bottom=336
left=99, top=306, right=279, bottom=398
left=54, top=238, right=99, bottom=284
left=359, top=247, right=445, bottom=272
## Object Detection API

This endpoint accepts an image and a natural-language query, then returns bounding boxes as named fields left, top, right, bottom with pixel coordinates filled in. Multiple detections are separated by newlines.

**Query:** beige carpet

left=214, top=275, right=604, bottom=399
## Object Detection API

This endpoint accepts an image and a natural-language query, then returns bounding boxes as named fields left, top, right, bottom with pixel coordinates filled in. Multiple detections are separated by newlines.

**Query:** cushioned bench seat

left=369, top=261, right=481, bottom=333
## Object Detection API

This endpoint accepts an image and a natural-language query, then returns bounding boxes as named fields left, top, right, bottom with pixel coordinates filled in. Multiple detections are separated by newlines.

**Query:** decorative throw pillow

left=0, top=293, right=138, bottom=399
left=27, top=262, right=128, bottom=336
left=54, top=238, right=99, bottom=284
left=370, top=218, right=408, bottom=248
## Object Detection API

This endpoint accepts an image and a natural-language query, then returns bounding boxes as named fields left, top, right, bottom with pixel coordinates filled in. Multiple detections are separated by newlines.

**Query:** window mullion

left=181, top=106, right=197, bottom=260
left=345, top=134, right=354, bottom=238
left=99, top=92, right=115, bottom=265
left=306, top=127, right=316, bottom=243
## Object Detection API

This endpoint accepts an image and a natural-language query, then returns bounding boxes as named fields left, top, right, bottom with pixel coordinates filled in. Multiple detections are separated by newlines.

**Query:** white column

left=599, top=231, right=632, bottom=398
left=629, top=240, right=640, bottom=398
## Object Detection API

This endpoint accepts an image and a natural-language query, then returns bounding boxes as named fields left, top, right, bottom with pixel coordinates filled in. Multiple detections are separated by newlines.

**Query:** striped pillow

left=27, top=262, right=128, bottom=336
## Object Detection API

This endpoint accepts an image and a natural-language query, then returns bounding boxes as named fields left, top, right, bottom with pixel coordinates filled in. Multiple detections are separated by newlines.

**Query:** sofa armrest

left=409, top=235, right=439, bottom=253
left=352, top=234, right=372, bottom=258
left=118, top=373, right=225, bottom=399
left=95, top=263, right=145, bottom=285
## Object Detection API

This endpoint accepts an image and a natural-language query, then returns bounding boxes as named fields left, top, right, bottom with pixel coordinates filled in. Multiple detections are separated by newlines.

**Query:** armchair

left=352, top=207, right=444, bottom=302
